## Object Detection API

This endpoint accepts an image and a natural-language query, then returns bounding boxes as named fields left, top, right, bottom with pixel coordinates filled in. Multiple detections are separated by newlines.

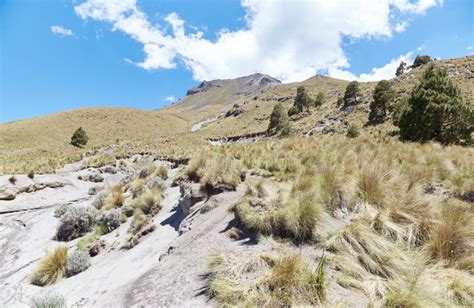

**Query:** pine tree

left=398, top=64, right=473, bottom=144
left=314, top=92, right=325, bottom=107
left=70, top=127, right=89, bottom=147
left=395, top=61, right=406, bottom=76
left=343, top=81, right=360, bottom=107
left=294, top=86, right=312, bottom=112
left=268, top=103, right=291, bottom=136
left=369, top=80, right=394, bottom=123
left=412, top=55, right=431, bottom=68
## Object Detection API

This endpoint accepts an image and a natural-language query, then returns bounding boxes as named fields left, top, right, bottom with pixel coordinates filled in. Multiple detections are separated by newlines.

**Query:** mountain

left=0, top=56, right=473, bottom=174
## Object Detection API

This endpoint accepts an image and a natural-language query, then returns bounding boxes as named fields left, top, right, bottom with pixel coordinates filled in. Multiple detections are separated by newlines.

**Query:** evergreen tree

left=343, top=81, right=360, bottom=106
left=268, top=103, right=291, bottom=136
left=395, top=61, right=406, bottom=76
left=412, top=55, right=431, bottom=68
left=294, top=86, right=312, bottom=112
left=70, top=127, right=89, bottom=147
left=369, top=80, right=394, bottom=123
left=398, top=64, right=473, bottom=144
left=314, top=91, right=325, bottom=107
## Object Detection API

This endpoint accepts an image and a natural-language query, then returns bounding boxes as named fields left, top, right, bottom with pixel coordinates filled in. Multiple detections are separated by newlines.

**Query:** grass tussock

left=207, top=251, right=326, bottom=306
left=31, top=247, right=68, bottom=286
left=104, top=185, right=124, bottom=209
left=184, top=152, right=243, bottom=190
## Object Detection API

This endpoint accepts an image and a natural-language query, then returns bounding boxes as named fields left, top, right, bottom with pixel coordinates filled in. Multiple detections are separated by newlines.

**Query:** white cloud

left=164, top=96, right=176, bottom=102
left=328, top=51, right=414, bottom=81
left=51, top=25, right=75, bottom=37
left=74, top=0, right=440, bottom=82
left=467, top=46, right=473, bottom=50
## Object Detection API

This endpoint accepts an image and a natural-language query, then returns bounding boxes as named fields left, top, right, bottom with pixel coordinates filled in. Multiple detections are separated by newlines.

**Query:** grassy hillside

left=1, top=56, right=472, bottom=174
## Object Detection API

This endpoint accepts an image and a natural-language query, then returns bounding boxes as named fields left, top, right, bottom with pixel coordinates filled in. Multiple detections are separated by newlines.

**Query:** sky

left=1, top=0, right=473, bottom=122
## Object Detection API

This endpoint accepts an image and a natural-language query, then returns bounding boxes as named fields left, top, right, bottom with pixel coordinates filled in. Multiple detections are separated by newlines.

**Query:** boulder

left=0, top=187, right=16, bottom=200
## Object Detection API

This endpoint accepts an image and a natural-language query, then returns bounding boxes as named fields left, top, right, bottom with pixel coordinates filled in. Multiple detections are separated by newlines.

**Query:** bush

left=398, top=64, right=473, bottom=144
left=66, top=249, right=90, bottom=277
left=129, top=187, right=162, bottom=215
left=31, top=247, right=68, bottom=286
left=343, top=81, right=360, bottom=106
left=55, top=205, right=96, bottom=241
left=412, top=54, right=431, bottom=68
left=268, top=103, right=291, bottom=136
left=346, top=124, right=359, bottom=138
left=53, top=204, right=69, bottom=218
left=287, top=105, right=299, bottom=116
left=9, top=175, right=16, bottom=184
left=96, top=209, right=121, bottom=233
left=30, top=292, right=66, bottom=308
left=70, top=127, right=89, bottom=147
left=28, top=170, right=35, bottom=179
left=104, top=185, right=124, bottom=209
left=92, top=191, right=108, bottom=209
left=369, top=80, right=394, bottom=123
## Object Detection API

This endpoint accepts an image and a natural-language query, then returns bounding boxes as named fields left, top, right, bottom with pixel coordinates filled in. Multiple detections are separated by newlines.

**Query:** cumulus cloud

left=51, top=25, right=75, bottom=37
left=74, top=0, right=440, bottom=82
left=164, top=96, right=176, bottom=103
left=328, top=51, right=414, bottom=81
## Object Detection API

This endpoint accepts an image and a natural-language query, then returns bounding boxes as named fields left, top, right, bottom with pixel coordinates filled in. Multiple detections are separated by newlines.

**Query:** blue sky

left=1, top=0, right=472, bottom=123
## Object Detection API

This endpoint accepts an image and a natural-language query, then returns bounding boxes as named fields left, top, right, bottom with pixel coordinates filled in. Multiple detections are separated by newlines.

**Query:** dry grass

left=104, top=185, right=124, bottom=210
left=207, top=251, right=326, bottom=306
left=31, top=247, right=68, bottom=286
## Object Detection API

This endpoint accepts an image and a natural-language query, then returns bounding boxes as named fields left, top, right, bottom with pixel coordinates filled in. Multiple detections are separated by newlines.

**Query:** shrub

left=129, top=210, right=147, bottom=235
left=343, top=81, right=360, bottom=106
left=346, top=124, right=359, bottom=138
left=65, top=249, right=90, bottom=277
left=9, top=175, right=16, bottom=184
left=412, top=54, right=431, bottom=68
left=55, top=205, right=96, bottom=241
left=287, top=105, right=298, bottom=116
left=395, top=60, right=406, bottom=76
left=369, top=80, right=393, bottom=123
left=70, top=127, right=89, bottom=147
left=96, top=208, right=121, bottom=233
left=28, top=170, right=35, bottom=179
left=268, top=103, right=291, bottom=136
left=31, top=247, right=68, bottom=286
left=53, top=204, right=69, bottom=218
left=92, top=191, right=108, bottom=209
left=30, top=292, right=66, bottom=308
left=121, top=204, right=134, bottom=217
left=398, top=64, right=473, bottom=144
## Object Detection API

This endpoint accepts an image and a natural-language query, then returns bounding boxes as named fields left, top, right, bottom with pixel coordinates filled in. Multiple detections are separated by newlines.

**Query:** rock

left=225, top=104, right=244, bottom=117
left=204, top=182, right=235, bottom=195
left=89, top=173, right=104, bottom=183
left=101, top=165, right=117, bottom=174
left=0, top=187, right=16, bottom=200
left=88, top=185, right=104, bottom=195
left=87, top=240, right=107, bottom=257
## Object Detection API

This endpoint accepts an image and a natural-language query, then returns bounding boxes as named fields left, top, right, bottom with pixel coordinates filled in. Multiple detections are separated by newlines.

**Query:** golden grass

left=104, top=185, right=124, bottom=210
left=31, top=247, right=68, bottom=286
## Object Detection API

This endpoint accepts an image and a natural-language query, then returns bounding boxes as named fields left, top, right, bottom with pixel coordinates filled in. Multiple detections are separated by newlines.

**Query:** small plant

left=155, top=164, right=169, bottom=179
left=92, top=191, right=108, bottom=209
left=31, top=247, right=68, bottom=286
left=70, top=127, right=89, bottom=147
left=287, top=105, right=298, bottom=116
left=55, top=205, right=96, bottom=241
left=28, top=170, right=35, bottom=179
left=8, top=175, right=17, bottom=184
left=65, top=249, right=90, bottom=277
left=30, top=292, right=66, bottom=308
left=104, top=185, right=124, bottom=209
left=96, top=209, right=121, bottom=233
left=129, top=210, right=147, bottom=235
left=346, top=124, right=359, bottom=138
left=53, top=204, right=69, bottom=218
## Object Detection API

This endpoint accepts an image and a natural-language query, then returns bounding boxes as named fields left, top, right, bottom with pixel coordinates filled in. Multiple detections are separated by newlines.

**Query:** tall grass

left=31, top=247, right=68, bottom=286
